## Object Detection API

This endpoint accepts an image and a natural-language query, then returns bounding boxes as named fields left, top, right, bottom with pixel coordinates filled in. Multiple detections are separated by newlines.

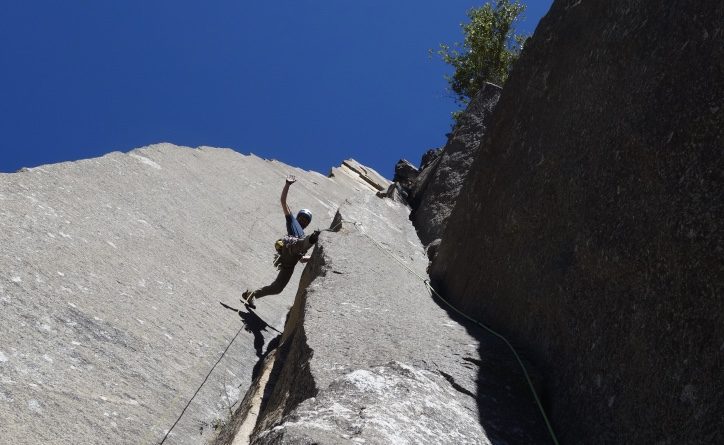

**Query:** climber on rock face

left=241, top=174, right=320, bottom=309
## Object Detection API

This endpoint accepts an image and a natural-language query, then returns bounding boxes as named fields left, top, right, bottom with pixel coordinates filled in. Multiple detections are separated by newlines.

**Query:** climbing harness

left=272, top=218, right=346, bottom=268
left=273, top=235, right=302, bottom=269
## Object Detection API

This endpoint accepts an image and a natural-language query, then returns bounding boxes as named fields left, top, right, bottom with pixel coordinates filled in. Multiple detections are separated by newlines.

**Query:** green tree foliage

left=436, top=0, right=527, bottom=107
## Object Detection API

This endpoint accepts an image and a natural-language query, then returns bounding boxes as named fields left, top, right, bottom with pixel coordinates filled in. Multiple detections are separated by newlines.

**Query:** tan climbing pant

left=253, top=235, right=313, bottom=299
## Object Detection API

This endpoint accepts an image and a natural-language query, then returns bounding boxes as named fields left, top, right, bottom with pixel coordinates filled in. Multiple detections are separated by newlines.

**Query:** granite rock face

left=0, top=144, right=387, bottom=445
left=221, top=194, right=550, bottom=445
left=257, top=362, right=489, bottom=445
left=405, top=83, right=502, bottom=245
left=1, top=143, right=550, bottom=445
left=431, top=1, right=723, bottom=443
left=329, top=159, right=391, bottom=194
left=420, top=148, right=442, bottom=171
left=392, top=159, right=419, bottom=193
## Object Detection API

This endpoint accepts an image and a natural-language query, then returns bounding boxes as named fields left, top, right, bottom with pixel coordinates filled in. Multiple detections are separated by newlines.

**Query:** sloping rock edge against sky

left=0, top=143, right=390, bottom=445
left=1, top=144, right=550, bottom=444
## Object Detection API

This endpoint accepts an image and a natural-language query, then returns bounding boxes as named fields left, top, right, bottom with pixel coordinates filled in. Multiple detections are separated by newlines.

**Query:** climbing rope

left=347, top=220, right=561, bottom=445
left=322, top=217, right=358, bottom=233
left=157, top=324, right=245, bottom=444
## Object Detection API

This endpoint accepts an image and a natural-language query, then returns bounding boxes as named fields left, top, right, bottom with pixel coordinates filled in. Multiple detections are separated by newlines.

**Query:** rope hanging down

left=343, top=220, right=560, bottom=445
left=158, top=325, right=245, bottom=444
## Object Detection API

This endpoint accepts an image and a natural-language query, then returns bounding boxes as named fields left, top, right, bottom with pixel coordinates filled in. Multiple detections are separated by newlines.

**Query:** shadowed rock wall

left=431, top=1, right=723, bottom=443
left=407, top=83, right=501, bottom=245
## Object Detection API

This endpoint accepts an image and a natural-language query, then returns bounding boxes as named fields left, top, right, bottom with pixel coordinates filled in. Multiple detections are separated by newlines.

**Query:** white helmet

left=297, top=209, right=312, bottom=224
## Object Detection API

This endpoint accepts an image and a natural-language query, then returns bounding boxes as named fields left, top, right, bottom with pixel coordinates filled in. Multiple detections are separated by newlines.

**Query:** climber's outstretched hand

left=286, top=175, right=296, bottom=185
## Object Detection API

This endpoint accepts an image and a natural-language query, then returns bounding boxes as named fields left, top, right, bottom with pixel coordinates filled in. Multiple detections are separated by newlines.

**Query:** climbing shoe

left=241, top=290, right=256, bottom=309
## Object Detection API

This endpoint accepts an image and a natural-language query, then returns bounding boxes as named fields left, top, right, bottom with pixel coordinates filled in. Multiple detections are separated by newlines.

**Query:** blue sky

left=1, top=1, right=552, bottom=177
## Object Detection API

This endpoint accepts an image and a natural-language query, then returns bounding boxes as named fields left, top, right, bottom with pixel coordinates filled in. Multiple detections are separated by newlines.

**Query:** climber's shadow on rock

left=219, top=302, right=271, bottom=358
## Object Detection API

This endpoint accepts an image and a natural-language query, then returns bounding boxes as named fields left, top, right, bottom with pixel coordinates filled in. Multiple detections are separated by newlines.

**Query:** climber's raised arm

left=241, top=173, right=315, bottom=310
left=280, top=175, right=295, bottom=216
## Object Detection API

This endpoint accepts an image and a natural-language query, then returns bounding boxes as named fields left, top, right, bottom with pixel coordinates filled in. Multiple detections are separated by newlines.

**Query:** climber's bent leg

left=252, top=265, right=295, bottom=299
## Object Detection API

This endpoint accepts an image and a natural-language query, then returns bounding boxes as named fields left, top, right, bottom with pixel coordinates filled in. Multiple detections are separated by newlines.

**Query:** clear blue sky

left=0, top=1, right=552, bottom=177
